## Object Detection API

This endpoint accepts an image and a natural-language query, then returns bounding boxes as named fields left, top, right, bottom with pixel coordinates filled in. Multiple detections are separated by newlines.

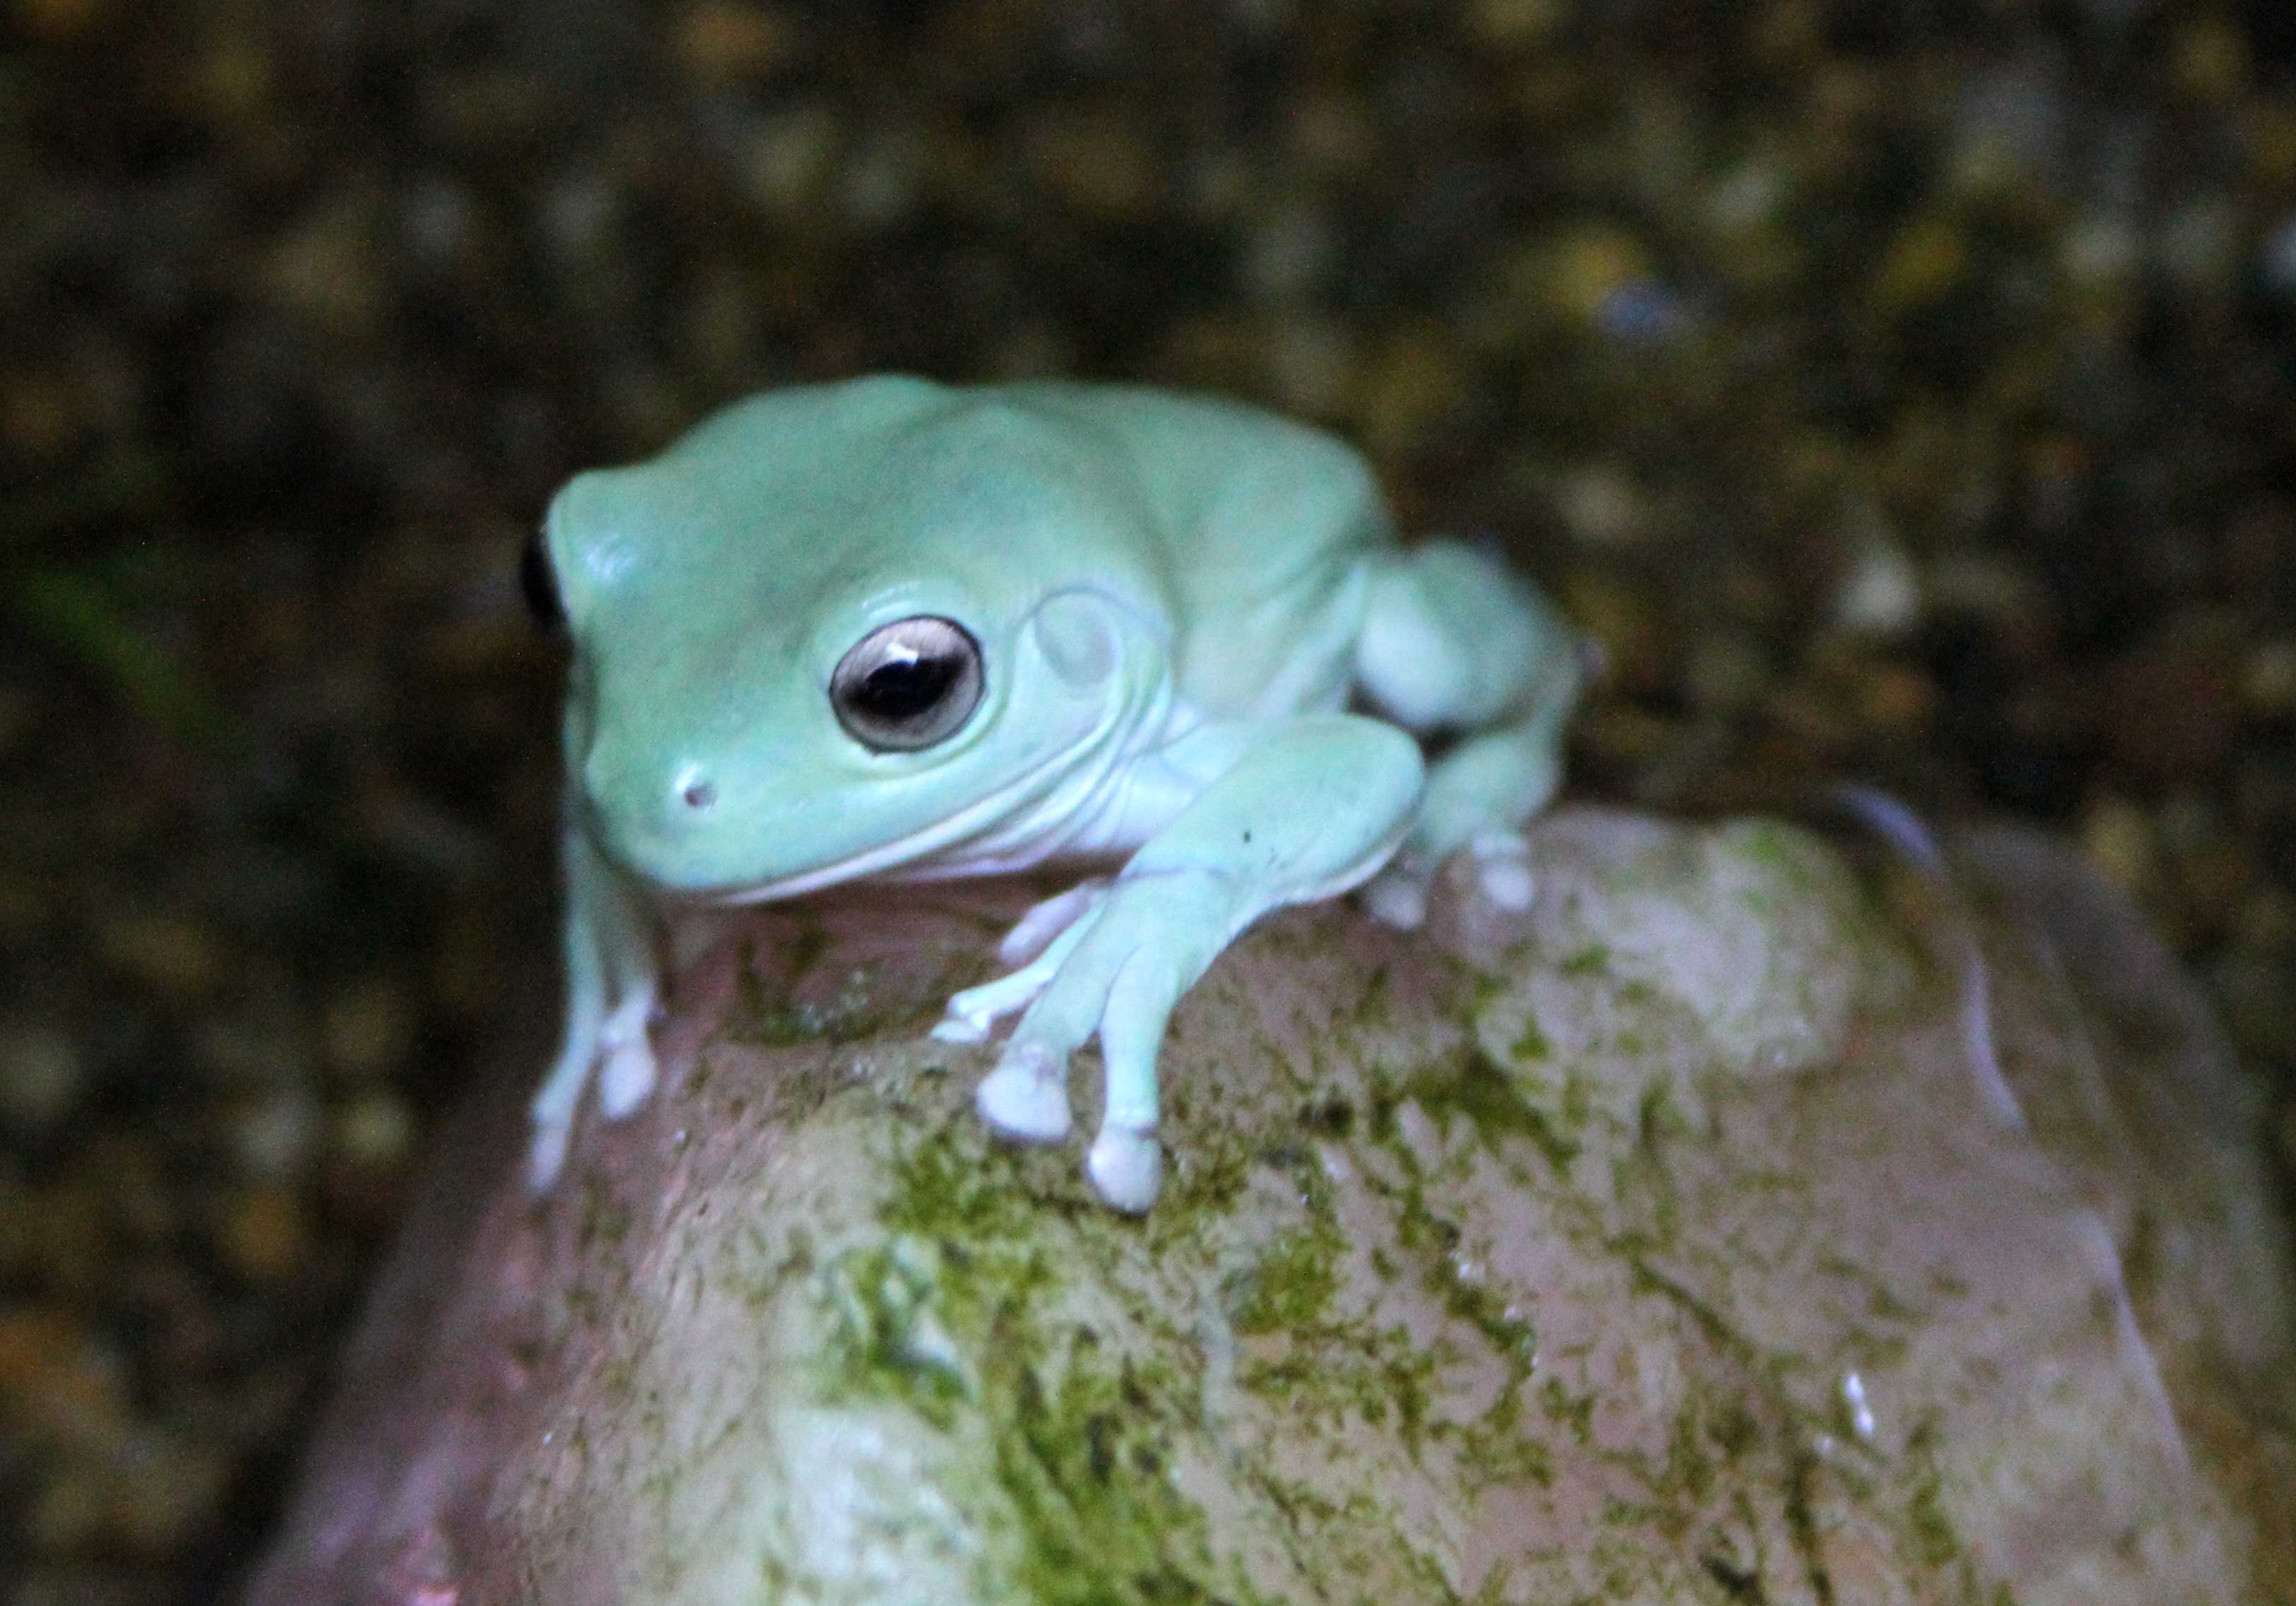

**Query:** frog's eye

left=830, top=616, right=984, bottom=751
left=520, top=526, right=566, bottom=632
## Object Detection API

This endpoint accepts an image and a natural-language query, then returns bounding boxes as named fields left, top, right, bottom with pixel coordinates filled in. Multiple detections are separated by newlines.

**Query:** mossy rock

left=246, top=810, right=2295, bottom=1606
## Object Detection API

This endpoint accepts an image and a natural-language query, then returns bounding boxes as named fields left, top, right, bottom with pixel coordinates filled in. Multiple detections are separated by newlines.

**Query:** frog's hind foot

left=1466, top=828, right=1536, bottom=910
left=1360, top=827, right=1536, bottom=929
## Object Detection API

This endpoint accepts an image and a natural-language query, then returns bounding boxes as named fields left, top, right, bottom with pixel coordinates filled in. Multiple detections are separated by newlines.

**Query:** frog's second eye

left=830, top=616, right=984, bottom=751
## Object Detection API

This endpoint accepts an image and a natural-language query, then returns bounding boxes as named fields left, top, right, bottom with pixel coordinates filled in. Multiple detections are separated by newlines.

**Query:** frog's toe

left=937, top=911, right=1093, bottom=1042
left=1087, top=1124, right=1162, bottom=1213
left=1363, top=830, right=1536, bottom=928
left=997, top=878, right=1111, bottom=965
left=934, top=971, right=1042, bottom=1043
left=598, top=1037, right=658, bottom=1119
left=527, top=1118, right=573, bottom=1191
left=928, top=1011, right=991, bottom=1045
left=528, top=1031, right=600, bottom=1191
left=976, top=1040, right=1073, bottom=1142
left=1468, top=828, right=1536, bottom=911
left=1361, top=861, right=1432, bottom=929
left=935, top=965, right=1050, bottom=1043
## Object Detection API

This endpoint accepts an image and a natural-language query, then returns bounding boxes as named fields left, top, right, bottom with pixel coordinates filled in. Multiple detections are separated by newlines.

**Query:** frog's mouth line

left=650, top=717, right=1130, bottom=908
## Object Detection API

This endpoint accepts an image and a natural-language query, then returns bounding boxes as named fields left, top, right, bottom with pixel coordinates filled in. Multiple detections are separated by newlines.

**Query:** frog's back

left=998, top=382, right=1394, bottom=718
left=629, top=377, right=1390, bottom=720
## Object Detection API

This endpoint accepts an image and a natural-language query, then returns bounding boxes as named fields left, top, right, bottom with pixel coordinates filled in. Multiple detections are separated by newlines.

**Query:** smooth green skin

left=529, top=376, right=1584, bottom=1210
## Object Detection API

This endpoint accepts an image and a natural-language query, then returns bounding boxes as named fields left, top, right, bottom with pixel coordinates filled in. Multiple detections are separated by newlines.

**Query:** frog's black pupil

left=520, top=528, right=564, bottom=631
left=859, top=653, right=957, bottom=721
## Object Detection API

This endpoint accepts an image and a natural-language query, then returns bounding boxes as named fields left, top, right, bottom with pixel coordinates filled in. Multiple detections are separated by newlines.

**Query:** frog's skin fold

left=527, top=376, right=1584, bottom=1211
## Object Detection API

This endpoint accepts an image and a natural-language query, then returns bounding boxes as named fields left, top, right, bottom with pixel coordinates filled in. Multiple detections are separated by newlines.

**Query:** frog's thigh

left=1356, top=540, right=1564, bottom=730
left=980, top=715, right=1423, bottom=1211
left=1355, top=541, right=1582, bottom=924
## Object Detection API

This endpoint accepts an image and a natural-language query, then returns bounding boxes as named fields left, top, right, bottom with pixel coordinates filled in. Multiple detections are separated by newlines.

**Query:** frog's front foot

left=972, top=1040, right=1073, bottom=1141
left=969, top=1042, right=1161, bottom=1211
left=1361, top=828, right=1536, bottom=929
left=526, top=984, right=660, bottom=1191
left=597, top=988, right=662, bottom=1118
left=938, top=869, right=1234, bottom=1213
left=931, top=879, right=1113, bottom=1047
left=529, top=1023, right=596, bottom=1190
left=528, top=1113, right=575, bottom=1192
left=1084, top=1123, right=1161, bottom=1214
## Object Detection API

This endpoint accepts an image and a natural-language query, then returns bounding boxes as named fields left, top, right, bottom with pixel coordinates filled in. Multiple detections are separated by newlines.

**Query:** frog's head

left=527, top=378, right=1161, bottom=898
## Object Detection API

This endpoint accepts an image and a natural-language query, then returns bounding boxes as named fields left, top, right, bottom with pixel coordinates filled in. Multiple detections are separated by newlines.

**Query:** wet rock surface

left=246, top=811, right=2295, bottom=1605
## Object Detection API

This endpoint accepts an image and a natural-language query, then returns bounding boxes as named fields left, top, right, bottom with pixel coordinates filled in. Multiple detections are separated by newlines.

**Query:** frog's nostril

left=669, top=761, right=718, bottom=814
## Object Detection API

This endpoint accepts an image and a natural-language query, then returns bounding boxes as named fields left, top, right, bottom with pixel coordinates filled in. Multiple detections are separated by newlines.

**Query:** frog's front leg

left=529, top=814, right=663, bottom=1189
left=1351, top=540, right=1585, bottom=929
left=933, top=879, right=1114, bottom=1051
left=967, top=715, right=1424, bottom=1212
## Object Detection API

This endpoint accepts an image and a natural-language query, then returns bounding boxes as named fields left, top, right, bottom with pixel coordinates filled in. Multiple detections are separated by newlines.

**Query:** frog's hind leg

left=1353, top=540, right=1585, bottom=928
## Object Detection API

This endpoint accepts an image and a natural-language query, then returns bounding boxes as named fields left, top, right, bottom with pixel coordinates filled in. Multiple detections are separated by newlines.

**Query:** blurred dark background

left=1, top=2, right=2292, bottom=1600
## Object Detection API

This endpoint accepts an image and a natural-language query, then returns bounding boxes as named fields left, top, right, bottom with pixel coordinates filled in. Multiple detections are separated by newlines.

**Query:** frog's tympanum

left=525, top=377, right=1583, bottom=1210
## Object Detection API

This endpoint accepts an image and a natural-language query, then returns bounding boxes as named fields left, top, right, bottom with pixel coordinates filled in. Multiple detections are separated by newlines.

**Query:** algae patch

left=992, top=1337, right=1251, bottom=1606
left=1378, top=1045, right=1584, bottom=1173
left=1226, top=1173, right=1345, bottom=1337
left=813, top=1125, right=1267, bottom=1606
left=825, top=1235, right=974, bottom=1422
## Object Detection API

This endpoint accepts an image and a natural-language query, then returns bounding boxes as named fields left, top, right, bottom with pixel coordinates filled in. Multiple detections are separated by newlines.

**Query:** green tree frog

left=524, top=376, right=1584, bottom=1212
